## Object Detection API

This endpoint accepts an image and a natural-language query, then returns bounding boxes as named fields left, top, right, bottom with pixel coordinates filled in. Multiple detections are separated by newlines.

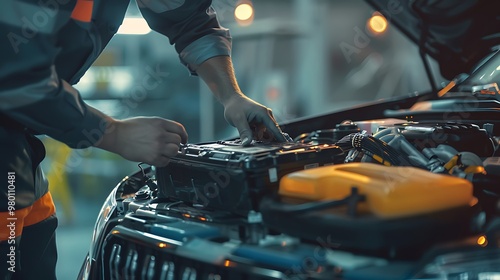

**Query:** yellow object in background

left=43, top=138, right=74, bottom=224
left=279, top=163, right=475, bottom=218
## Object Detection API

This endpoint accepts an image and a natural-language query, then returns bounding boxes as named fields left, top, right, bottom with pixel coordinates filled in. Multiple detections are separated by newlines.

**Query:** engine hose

left=335, top=133, right=358, bottom=151
left=351, top=133, right=408, bottom=166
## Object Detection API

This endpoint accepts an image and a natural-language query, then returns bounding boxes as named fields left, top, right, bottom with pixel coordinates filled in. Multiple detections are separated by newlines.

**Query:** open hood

left=365, top=0, right=500, bottom=80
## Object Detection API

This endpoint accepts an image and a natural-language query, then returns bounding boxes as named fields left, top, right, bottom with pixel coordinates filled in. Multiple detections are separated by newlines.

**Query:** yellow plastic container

left=279, top=162, right=475, bottom=218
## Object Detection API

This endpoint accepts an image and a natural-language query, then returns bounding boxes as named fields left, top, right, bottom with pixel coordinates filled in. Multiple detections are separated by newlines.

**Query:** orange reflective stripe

left=0, top=192, right=56, bottom=241
left=71, top=0, right=94, bottom=23
left=24, top=192, right=56, bottom=227
left=0, top=207, right=30, bottom=240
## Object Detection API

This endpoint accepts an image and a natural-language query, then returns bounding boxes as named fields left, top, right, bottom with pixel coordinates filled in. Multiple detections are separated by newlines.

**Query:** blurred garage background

left=42, top=0, right=446, bottom=278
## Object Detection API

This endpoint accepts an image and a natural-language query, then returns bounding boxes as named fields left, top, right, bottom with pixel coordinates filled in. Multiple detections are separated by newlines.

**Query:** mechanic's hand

left=223, top=94, right=286, bottom=145
left=96, top=117, right=188, bottom=167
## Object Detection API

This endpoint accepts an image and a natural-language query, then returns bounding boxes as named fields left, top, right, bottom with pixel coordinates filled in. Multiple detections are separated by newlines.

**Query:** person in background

left=0, top=0, right=286, bottom=278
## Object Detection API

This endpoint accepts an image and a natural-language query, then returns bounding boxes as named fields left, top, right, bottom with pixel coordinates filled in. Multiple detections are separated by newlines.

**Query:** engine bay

left=85, top=96, right=500, bottom=279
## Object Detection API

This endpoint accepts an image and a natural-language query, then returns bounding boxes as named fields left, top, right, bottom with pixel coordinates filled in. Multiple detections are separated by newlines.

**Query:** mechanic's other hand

left=223, top=94, right=286, bottom=145
left=96, top=117, right=188, bottom=167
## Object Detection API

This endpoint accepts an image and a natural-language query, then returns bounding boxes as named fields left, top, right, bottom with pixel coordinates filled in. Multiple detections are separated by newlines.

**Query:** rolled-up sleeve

left=137, top=0, right=232, bottom=74
left=0, top=0, right=108, bottom=148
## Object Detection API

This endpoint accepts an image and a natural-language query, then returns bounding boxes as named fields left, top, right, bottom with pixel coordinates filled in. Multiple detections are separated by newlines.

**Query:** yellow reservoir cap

left=279, top=162, right=474, bottom=218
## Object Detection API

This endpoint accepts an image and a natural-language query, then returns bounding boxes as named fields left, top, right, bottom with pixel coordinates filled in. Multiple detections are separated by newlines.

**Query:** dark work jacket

left=0, top=0, right=231, bottom=209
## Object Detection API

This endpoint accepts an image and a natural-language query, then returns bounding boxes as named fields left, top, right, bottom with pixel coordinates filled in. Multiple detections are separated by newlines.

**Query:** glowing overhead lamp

left=367, top=12, right=388, bottom=35
left=234, top=1, right=254, bottom=26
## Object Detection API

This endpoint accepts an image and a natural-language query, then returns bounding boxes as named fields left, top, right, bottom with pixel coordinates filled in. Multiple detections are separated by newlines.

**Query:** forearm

left=196, top=56, right=286, bottom=143
left=196, top=56, right=244, bottom=105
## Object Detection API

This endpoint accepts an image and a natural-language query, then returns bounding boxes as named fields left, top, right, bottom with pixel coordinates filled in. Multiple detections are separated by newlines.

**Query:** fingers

left=142, top=142, right=179, bottom=167
left=151, top=133, right=180, bottom=157
left=160, top=119, right=188, bottom=144
left=155, top=123, right=186, bottom=163
left=233, top=115, right=254, bottom=146
left=226, top=100, right=287, bottom=144
left=251, top=108, right=286, bottom=142
left=261, top=108, right=286, bottom=142
left=108, top=117, right=189, bottom=166
left=154, top=142, right=180, bottom=167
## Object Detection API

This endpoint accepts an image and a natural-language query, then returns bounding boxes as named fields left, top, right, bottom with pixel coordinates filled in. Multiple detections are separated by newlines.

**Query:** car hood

left=365, top=0, right=500, bottom=80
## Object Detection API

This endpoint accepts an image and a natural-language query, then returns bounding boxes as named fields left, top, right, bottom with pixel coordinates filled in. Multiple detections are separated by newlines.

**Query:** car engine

left=80, top=108, right=500, bottom=279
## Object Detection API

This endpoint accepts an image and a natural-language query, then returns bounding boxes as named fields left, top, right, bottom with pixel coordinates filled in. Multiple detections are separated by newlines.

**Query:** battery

left=156, top=140, right=344, bottom=215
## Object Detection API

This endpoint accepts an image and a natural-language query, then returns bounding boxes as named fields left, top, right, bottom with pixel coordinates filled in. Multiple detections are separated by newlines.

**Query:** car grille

left=101, top=225, right=286, bottom=280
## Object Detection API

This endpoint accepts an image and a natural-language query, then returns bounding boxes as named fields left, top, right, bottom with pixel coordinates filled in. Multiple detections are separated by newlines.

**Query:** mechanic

left=0, top=0, right=286, bottom=278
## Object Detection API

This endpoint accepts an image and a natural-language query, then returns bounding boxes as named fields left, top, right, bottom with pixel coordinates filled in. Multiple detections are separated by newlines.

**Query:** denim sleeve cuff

left=179, top=30, right=232, bottom=75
